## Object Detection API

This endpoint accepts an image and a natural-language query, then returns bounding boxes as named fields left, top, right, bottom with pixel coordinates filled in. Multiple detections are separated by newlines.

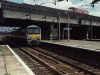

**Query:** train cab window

left=77, top=9, right=80, bottom=12
left=69, top=8, right=74, bottom=12
left=27, top=28, right=40, bottom=34
left=85, top=11, right=88, bottom=14
left=34, top=28, right=40, bottom=34
left=75, top=9, right=79, bottom=12
left=80, top=10, right=82, bottom=12
left=27, top=29, right=34, bottom=34
left=82, top=10, right=85, bottom=13
left=75, top=9, right=77, bottom=12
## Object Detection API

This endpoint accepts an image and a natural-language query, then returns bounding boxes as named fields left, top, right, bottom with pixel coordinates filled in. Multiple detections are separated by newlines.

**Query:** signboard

left=63, top=28, right=72, bottom=30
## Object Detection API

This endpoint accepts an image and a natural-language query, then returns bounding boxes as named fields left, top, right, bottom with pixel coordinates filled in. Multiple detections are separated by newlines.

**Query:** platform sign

left=63, top=28, right=72, bottom=30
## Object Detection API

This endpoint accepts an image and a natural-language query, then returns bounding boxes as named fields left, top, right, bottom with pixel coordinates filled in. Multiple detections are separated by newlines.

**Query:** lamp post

left=57, top=1, right=60, bottom=40
left=65, top=10, right=70, bottom=42
left=59, top=13, right=60, bottom=40
left=90, top=19, right=92, bottom=40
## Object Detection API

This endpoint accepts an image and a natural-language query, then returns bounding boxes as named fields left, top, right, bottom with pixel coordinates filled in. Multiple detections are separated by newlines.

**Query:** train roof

left=69, top=7, right=88, bottom=12
left=27, top=25, right=38, bottom=27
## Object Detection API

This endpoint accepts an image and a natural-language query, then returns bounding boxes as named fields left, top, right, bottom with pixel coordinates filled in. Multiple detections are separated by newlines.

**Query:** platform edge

left=6, top=45, right=35, bottom=75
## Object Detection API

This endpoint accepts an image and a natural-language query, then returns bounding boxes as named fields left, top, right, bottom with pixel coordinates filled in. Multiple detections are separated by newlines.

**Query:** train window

left=81, top=10, right=84, bottom=13
left=82, top=10, right=85, bottom=13
left=27, top=28, right=40, bottom=34
left=69, top=8, right=74, bottom=12
left=27, top=29, right=34, bottom=34
left=78, top=9, right=81, bottom=12
left=34, top=28, right=40, bottom=34
left=79, top=9, right=81, bottom=12
left=85, top=11, right=88, bottom=13
left=76, top=9, right=79, bottom=12
left=75, top=9, right=77, bottom=11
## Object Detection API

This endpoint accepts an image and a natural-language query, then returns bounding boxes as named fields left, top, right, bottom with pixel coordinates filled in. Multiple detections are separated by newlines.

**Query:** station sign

left=63, top=28, right=72, bottom=30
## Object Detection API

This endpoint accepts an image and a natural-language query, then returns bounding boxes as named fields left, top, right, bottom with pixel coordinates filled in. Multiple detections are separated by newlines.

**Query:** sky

left=0, top=26, right=20, bottom=32
left=7, top=0, right=23, bottom=3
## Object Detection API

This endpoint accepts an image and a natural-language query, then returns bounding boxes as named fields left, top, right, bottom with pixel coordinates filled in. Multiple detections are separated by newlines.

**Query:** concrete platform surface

left=0, top=51, right=6, bottom=75
left=0, top=45, right=33, bottom=75
left=42, top=40, right=100, bottom=52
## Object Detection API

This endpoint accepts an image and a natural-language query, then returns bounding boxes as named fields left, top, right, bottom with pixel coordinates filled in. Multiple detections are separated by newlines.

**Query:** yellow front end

left=27, top=34, right=41, bottom=45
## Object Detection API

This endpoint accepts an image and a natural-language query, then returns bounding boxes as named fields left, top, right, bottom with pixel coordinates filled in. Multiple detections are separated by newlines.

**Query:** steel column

left=90, top=19, right=92, bottom=40
left=68, top=11, right=69, bottom=42
left=59, top=14, right=60, bottom=40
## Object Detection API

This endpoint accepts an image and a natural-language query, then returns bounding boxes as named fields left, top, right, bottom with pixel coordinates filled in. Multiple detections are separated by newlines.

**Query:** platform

left=0, top=45, right=35, bottom=75
left=41, top=40, right=100, bottom=52
left=0, top=46, right=6, bottom=75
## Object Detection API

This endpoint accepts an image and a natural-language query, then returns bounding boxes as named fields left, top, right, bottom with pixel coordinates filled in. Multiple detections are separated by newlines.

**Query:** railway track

left=31, top=47, right=100, bottom=75
left=3, top=37, right=100, bottom=75
left=5, top=41, right=62, bottom=75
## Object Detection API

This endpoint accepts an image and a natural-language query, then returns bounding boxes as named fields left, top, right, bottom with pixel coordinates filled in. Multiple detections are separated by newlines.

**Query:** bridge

left=0, top=1, right=100, bottom=40
left=0, top=1, right=100, bottom=26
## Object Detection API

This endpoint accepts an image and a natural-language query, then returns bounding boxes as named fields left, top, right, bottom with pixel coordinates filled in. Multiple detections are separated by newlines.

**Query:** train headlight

left=36, top=37, right=40, bottom=38
left=28, top=37, right=32, bottom=38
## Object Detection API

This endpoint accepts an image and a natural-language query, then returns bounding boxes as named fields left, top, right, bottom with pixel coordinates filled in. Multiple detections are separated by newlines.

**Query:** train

left=9, top=25, right=41, bottom=46
left=69, top=7, right=89, bottom=15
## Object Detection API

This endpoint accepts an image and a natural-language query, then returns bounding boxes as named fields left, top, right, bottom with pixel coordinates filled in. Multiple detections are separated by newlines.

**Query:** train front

left=26, top=26, right=41, bottom=45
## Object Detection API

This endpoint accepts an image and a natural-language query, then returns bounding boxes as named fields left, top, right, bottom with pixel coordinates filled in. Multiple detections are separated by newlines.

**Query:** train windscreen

left=27, top=28, right=40, bottom=34
left=34, top=28, right=40, bottom=34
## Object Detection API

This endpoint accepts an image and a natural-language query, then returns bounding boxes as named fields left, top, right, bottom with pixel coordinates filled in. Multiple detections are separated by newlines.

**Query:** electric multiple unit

left=26, top=25, right=41, bottom=45
left=10, top=25, right=41, bottom=46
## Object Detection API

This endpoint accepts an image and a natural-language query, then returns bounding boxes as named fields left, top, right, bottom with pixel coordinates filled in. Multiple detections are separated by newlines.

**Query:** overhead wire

left=62, top=0, right=82, bottom=9
left=40, top=0, right=48, bottom=5
left=80, top=2, right=100, bottom=11
left=17, top=0, right=37, bottom=19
